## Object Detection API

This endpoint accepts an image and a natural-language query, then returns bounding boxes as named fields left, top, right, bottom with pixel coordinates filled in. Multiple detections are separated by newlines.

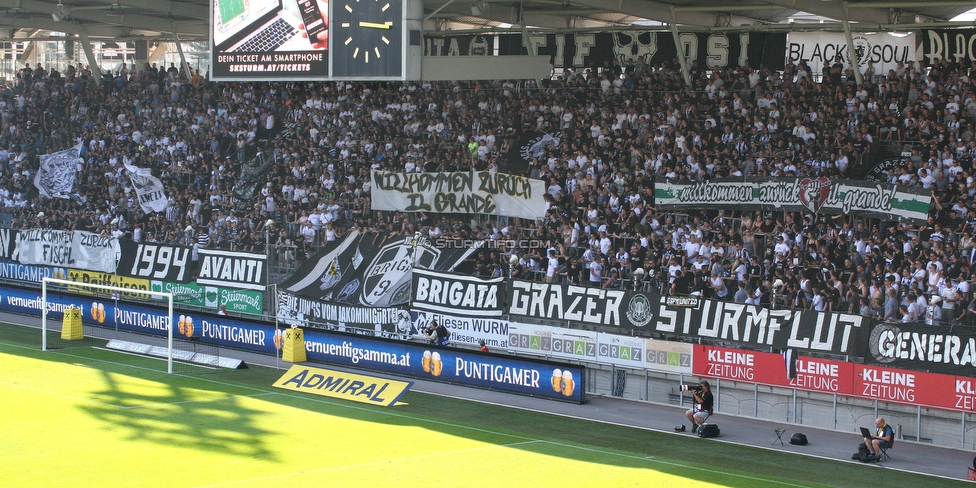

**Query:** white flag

left=124, top=163, right=169, bottom=213
left=34, top=143, right=84, bottom=200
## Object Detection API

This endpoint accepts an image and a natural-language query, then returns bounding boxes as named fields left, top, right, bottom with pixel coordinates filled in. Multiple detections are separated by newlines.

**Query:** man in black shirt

left=685, top=380, right=714, bottom=433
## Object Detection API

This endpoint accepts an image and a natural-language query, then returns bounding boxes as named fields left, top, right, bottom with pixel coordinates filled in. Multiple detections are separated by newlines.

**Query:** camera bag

left=697, top=423, right=720, bottom=438
left=789, top=433, right=808, bottom=445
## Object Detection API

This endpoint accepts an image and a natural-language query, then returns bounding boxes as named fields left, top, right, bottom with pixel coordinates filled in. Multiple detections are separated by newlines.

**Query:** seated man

left=684, top=380, right=713, bottom=433
left=863, top=416, right=894, bottom=460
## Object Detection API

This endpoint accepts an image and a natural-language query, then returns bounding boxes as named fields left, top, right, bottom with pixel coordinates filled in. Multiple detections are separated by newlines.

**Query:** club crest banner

left=280, top=231, right=481, bottom=307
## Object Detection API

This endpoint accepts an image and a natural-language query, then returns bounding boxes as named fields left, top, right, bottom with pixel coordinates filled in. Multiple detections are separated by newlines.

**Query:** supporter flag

left=34, top=143, right=84, bottom=200
left=501, top=130, right=561, bottom=175
left=232, top=150, right=274, bottom=212
left=124, top=163, right=168, bottom=213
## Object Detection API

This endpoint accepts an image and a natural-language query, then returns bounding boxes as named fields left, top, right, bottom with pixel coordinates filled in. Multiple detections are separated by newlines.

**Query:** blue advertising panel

left=302, top=330, right=584, bottom=403
left=0, top=283, right=584, bottom=403
left=0, top=259, right=65, bottom=283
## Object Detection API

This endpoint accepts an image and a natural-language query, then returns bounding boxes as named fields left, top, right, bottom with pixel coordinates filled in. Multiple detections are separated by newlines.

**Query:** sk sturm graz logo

left=550, top=368, right=575, bottom=397
left=868, top=322, right=899, bottom=364
left=90, top=302, right=106, bottom=323
left=468, top=35, right=490, bottom=55
left=798, top=177, right=830, bottom=214
left=626, top=294, right=653, bottom=327
left=177, top=314, right=195, bottom=337
left=421, top=350, right=443, bottom=376
left=361, top=238, right=439, bottom=307
left=847, top=36, right=871, bottom=67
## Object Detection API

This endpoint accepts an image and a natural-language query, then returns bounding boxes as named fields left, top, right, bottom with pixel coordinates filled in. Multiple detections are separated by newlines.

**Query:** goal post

left=41, top=277, right=176, bottom=374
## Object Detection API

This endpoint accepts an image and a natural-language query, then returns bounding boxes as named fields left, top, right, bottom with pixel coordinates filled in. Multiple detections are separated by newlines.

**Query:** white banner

left=124, top=163, right=168, bottom=213
left=371, top=170, right=547, bottom=220
left=34, top=143, right=84, bottom=200
left=643, top=338, right=693, bottom=374
left=13, top=230, right=120, bottom=273
left=786, top=32, right=915, bottom=77
left=411, top=310, right=510, bottom=348
left=597, top=332, right=647, bottom=369
left=508, top=321, right=598, bottom=362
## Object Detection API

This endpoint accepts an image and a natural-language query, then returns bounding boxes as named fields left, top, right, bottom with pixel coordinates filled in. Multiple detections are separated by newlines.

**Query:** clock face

left=333, top=0, right=403, bottom=78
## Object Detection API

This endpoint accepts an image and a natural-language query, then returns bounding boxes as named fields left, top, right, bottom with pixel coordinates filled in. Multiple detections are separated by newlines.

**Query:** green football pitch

left=0, top=322, right=964, bottom=487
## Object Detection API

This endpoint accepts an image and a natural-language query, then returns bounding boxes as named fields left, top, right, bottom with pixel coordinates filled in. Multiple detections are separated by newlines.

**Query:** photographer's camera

left=680, top=384, right=702, bottom=392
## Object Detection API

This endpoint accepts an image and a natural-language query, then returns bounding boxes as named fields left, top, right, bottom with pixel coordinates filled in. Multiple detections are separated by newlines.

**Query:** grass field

left=0, top=322, right=967, bottom=488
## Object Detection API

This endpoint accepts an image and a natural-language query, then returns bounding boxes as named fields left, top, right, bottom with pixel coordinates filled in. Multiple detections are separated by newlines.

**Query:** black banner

left=411, top=268, right=503, bottom=317
left=508, top=280, right=633, bottom=327
left=866, top=322, right=976, bottom=376
left=197, top=248, right=267, bottom=291
left=690, top=301, right=867, bottom=355
left=280, top=231, right=481, bottom=307
left=496, top=32, right=786, bottom=70
left=0, top=228, right=11, bottom=260
left=506, top=280, right=868, bottom=355
left=424, top=35, right=495, bottom=56
left=276, top=289, right=412, bottom=337
left=117, top=240, right=193, bottom=283
left=921, top=29, right=976, bottom=65
left=501, top=130, right=562, bottom=175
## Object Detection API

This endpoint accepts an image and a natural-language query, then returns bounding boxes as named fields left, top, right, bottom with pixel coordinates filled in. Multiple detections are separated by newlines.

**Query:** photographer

left=424, top=320, right=451, bottom=346
left=861, top=417, right=894, bottom=461
left=684, top=380, right=714, bottom=433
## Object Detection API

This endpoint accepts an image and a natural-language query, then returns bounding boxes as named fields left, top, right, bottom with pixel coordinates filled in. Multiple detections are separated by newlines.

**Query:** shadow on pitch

left=76, top=367, right=279, bottom=461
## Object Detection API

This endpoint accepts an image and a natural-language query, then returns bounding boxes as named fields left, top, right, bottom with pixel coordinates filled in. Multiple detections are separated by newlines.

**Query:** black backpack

left=436, top=325, right=450, bottom=340
left=789, top=433, right=808, bottom=445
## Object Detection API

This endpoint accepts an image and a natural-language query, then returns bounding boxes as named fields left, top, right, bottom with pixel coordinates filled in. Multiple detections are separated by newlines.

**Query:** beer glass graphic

left=431, top=351, right=443, bottom=376
left=551, top=368, right=563, bottom=392
left=178, top=315, right=187, bottom=335
left=561, top=370, right=575, bottom=397
left=96, top=303, right=105, bottom=323
left=422, top=350, right=432, bottom=372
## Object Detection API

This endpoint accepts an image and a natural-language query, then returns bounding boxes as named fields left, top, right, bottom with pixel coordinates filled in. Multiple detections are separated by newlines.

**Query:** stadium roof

left=0, top=0, right=970, bottom=42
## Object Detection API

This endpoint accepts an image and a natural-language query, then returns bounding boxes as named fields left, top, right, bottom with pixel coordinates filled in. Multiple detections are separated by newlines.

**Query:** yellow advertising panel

left=273, top=365, right=412, bottom=407
left=67, top=269, right=151, bottom=299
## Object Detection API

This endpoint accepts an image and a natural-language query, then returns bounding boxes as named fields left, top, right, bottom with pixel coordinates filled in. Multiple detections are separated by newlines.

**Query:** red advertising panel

left=696, top=345, right=974, bottom=412
left=694, top=345, right=854, bottom=395
left=852, top=364, right=955, bottom=410
left=954, top=376, right=976, bottom=412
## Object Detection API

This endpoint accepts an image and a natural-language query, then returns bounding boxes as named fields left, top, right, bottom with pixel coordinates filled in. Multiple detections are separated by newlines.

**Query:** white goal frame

left=41, top=277, right=176, bottom=374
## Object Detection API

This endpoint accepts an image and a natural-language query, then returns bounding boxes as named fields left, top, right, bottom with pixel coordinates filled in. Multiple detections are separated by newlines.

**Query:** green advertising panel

left=151, top=281, right=263, bottom=315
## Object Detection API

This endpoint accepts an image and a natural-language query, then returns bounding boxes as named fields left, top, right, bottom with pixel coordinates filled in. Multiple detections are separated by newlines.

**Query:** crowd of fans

left=1, top=53, right=976, bottom=325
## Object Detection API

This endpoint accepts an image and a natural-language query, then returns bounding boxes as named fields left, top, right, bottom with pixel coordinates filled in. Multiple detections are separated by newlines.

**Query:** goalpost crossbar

left=41, top=277, right=176, bottom=373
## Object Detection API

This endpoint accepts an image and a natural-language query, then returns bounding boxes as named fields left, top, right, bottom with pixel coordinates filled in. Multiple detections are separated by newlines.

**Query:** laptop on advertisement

left=212, top=0, right=309, bottom=53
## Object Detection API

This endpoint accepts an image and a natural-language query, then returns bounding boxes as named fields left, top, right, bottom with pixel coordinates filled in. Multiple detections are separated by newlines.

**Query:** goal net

left=40, top=277, right=218, bottom=374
